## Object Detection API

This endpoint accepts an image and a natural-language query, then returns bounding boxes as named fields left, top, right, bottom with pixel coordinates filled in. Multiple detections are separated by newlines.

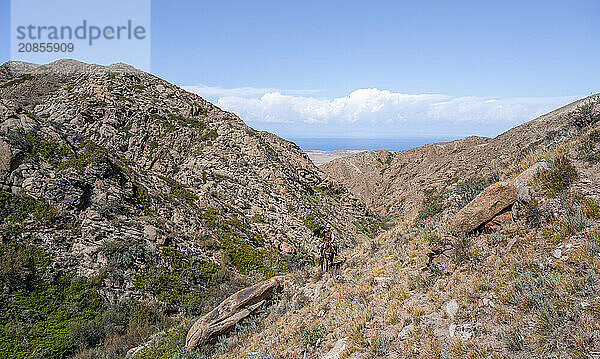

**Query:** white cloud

left=212, top=88, right=576, bottom=125
left=184, top=84, right=580, bottom=137
left=183, top=84, right=319, bottom=100
left=215, top=89, right=450, bottom=124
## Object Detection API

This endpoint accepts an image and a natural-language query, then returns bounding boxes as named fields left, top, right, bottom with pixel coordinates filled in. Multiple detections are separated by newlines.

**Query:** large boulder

left=186, top=276, right=283, bottom=351
left=451, top=181, right=517, bottom=234
left=512, top=162, right=550, bottom=202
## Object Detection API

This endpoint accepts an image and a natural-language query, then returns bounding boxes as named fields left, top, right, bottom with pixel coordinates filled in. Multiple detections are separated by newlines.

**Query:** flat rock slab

left=451, top=181, right=517, bottom=234
left=186, top=276, right=283, bottom=351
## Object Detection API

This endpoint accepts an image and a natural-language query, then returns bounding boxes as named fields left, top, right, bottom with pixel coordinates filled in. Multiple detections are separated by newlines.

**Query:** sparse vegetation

left=576, top=129, right=600, bottom=162
left=299, top=324, right=325, bottom=347
left=0, top=74, right=33, bottom=88
left=536, top=155, right=578, bottom=196
left=158, top=175, right=198, bottom=205
left=416, top=188, right=445, bottom=223
left=572, top=97, right=600, bottom=128
left=0, top=190, right=54, bottom=225
left=454, top=177, right=492, bottom=209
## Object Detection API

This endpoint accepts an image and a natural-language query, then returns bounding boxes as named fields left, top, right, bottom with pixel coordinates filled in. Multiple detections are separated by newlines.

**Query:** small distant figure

left=319, top=224, right=338, bottom=271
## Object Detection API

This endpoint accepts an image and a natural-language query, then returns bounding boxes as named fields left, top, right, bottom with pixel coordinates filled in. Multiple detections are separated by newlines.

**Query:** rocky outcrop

left=451, top=181, right=517, bottom=234
left=186, top=276, right=283, bottom=350
left=0, top=139, right=13, bottom=182
left=513, top=161, right=550, bottom=202
left=0, top=59, right=379, bottom=306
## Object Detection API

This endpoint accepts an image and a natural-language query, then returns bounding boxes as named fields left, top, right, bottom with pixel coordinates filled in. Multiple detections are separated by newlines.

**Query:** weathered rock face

left=513, top=161, right=550, bottom=202
left=0, top=59, right=380, bottom=305
left=186, top=276, right=283, bottom=350
left=0, top=139, right=13, bottom=182
left=451, top=181, right=517, bottom=234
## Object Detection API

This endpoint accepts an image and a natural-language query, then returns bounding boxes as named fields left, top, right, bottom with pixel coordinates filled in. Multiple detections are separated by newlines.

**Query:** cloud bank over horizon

left=183, top=85, right=579, bottom=138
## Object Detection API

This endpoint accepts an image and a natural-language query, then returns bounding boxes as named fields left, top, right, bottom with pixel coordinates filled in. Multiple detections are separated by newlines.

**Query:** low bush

left=416, top=189, right=445, bottom=223
left=536, top=155, right=578, bottom=196
left=576, top=129, right=600, bottom=163
left=134, top=246, right=218, bottom=313
left=454, top=177, right=489, bottom=209
left=101, top=238, right=157, bottom=269
left=572, top=97, right=600, bottom=128
left=0, top=190, right=54, bottom=225
left=299, top=325, right=325, bottom=348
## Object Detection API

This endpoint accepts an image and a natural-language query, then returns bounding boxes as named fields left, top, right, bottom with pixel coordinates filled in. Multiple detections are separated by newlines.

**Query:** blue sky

left=1, top=0, right=599, bottom=140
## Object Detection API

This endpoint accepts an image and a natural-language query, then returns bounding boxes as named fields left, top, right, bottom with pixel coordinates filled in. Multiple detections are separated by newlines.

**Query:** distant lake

left=289, top=137, right=455, bottom=151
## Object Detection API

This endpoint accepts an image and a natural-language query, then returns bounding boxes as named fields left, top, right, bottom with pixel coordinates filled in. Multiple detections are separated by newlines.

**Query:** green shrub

left=572, top=97, right=600, bottom=128
left=158, top=175, right=198, bottom=205
left=24, top=132, right=70, bottom=165
left=0, top=74, right=33, bottom=88
left=134, top=247, right=218, bottom=313
left=200, top=129, right=218, bottom=141
left=303, top=212, right=322, bottom=232
left=299, top=325, right=325, bottom=347
left=536, top=155, right=578, bottom=196
left=352, top=216, right=383, bottom=238
left=58, top=141, right=111, bottom=172
left=283, top=248, right=316, bottom=271
left=576, top=129, right=600, bottom=163
left=168, top=115, right=206, bottom=130
left=0, top=243, right=104, bottom=359
left=454, top=177, right=489, bottom=209
left=133, top=182, right=151, bottom=215
left=0, top=190, right=54, bottom=225
left=416, top=188, right=445, bottom=223
left=220, top=232, right=282, bottom=277
left=101, top=238, right=157, bottom=269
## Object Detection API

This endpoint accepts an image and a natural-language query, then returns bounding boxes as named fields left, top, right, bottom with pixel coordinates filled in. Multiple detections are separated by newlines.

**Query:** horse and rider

left=319, top=224, right=338, bottom=271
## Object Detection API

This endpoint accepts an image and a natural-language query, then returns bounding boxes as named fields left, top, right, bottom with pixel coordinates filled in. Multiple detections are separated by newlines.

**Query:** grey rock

left=186, top=276, right=283, bottom=350
left=322, top=337, right=348, bottom=359
left=398, top=324, right=414, bottom=340
left=445, top=299, right=458, bottom=319
left=452, top=181, right=517, bottom=234
left=0, top=139, right=13, bottom=180
left=513, top=162, right=550, bottom=202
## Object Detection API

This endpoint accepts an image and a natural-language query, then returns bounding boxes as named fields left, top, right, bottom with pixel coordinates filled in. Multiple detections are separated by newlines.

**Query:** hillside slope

left=187, top=106, right=600, bottom=359
left=0, top=60, right=380, bottom=358
left=322, top=97, right=594, bottom=218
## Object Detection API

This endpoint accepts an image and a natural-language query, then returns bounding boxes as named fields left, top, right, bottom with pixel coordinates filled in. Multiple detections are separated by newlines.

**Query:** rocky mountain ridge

left=0, top=59, right=380, bottom=358
left=322, top=97, right=596, bottom=218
